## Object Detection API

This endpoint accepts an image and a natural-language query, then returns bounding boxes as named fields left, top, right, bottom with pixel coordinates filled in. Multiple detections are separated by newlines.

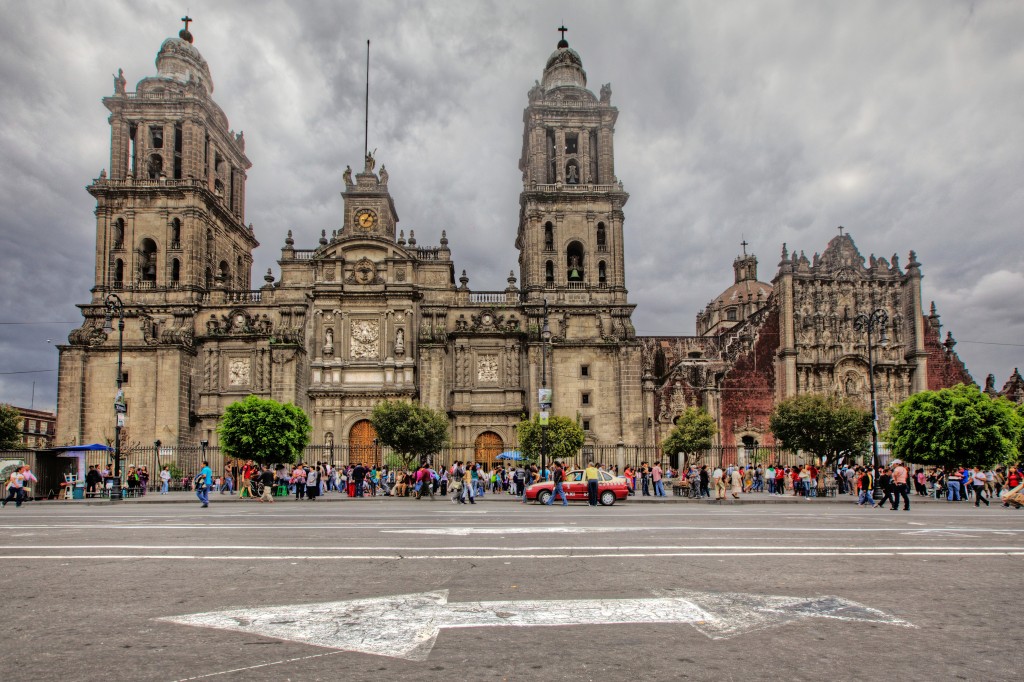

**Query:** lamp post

left=539, top=300, right=552, bottom=480
left=853, top=308, right=888, bottom=499
left=154, top=439, right=161, bottom=495
left=200, top=439, right=208, bottom=482
left=102, top=293, right=125, bottom=498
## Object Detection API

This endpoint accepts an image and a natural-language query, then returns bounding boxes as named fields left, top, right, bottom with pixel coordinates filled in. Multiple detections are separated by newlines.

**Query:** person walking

left=304, top=466, right=319, bottom=501
left=712, top=466, right=725, bottom=501
left=873, top=468, right=894, bottom=509
left=159, top=465, right=171, bottom=494
left=584, top=462, right=601, bottom=506
left=461, top=463, right=476, bottom=505
left=945, top=467, right=962, bottom=502
left=87, top=465, right=104, bottom=497
left=729, top=466, right=742, bottom=500
left=652, top=462, right=666, bottom=497
left=546, top=461, right=569, bottom=506
left=891, top=460, right=911, bottom=511
left=3, top=465, right=30, bottom=508
left=971, top=467, right=990, bottom=507
left=258, top=465, right=275, bottom=503
left=352, top=462, right=366, bottom=498
left=195, top=460, right=212, bottom=508
left=856, top=467, right=873, bottom=507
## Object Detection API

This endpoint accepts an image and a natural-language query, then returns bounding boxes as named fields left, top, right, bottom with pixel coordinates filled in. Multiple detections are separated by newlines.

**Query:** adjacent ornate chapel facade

left=56, top=25, right=984, bottom=464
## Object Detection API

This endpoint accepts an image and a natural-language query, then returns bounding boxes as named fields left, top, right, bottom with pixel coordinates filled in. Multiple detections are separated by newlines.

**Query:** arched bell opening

left=566, top=241, right=585, bottom=282
left=565, top=159, right=580, bottom=185
left=138, top=238, right=157, bottom=282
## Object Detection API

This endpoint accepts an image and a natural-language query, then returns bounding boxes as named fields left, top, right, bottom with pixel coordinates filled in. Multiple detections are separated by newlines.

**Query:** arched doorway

left=474, top=431, right=504, bottom=465
left=349, top=419, right=381, bottom=466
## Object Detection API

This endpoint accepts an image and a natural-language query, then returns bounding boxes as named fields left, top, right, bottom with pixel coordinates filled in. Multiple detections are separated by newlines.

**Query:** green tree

left=661, top=407, right=718, bottom=466
left=516, top=415, right=585, bottom=465
left=371, top=400, right=449, bottom=468
left=885, top=383, right=1022, bottom=469
left=770, top=394, right=872, bottom=467
left=217, top=395, right=310, bottom=465
left=0, top=404, right=23, bottom=450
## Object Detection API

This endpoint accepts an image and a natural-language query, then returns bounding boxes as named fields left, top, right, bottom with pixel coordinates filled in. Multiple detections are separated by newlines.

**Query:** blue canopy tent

left=495, top=451, right=522, bottom=461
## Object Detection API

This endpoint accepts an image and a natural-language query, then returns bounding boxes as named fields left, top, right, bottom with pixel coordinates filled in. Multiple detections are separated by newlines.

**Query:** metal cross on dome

left=558, top=25, right=568, bottom=40
left=740, top=238, right=749, bottom=256
left=181, top=15, right=192, bottom=32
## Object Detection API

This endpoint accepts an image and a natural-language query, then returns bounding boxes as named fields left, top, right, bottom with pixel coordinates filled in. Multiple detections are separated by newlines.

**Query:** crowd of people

left=9, top=456, right=1021, bottom=510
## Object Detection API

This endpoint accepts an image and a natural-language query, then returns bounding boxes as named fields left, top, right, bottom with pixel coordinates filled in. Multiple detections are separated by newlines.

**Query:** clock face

left=356, top=209, right=377, bottom=230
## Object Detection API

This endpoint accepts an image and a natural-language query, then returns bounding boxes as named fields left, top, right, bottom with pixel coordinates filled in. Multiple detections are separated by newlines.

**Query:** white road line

left=2, top=544, right=1023, bottom=551
left=173, top=650, right=345, bottom=681
left=1, top=524, right=1018, bottom=533
left=2, top=551, right=1023, bottom=560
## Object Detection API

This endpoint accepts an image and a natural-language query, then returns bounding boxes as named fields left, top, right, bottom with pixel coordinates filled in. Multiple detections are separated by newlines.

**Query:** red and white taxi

left=525, top=469, right=629, bottom=506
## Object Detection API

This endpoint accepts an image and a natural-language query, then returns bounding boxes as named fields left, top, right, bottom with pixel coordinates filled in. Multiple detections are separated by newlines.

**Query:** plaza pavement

left=1, top=495, right=1019, bottom=681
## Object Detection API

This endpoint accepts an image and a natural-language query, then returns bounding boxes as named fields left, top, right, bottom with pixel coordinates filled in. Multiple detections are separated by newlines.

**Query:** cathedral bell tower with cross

left=515, top=26, right=631, bottom=305
left=513, top=27, right=645, bottom=450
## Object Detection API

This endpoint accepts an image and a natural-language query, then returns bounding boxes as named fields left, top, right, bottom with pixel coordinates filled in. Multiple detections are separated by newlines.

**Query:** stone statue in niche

left=395, top=327, right=405, bottom=356
left=324, top=432, right=334, bottom=448
left=324, top=327, right=334, bottom=356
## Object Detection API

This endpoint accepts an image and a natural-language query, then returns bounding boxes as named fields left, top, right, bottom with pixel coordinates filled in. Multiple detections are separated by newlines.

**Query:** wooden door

left=474, top=431, right=503, bottom=465
left=349, top=420, right=380, bottom=466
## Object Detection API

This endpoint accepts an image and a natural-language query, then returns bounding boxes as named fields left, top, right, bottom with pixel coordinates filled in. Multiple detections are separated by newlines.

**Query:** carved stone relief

left=228, top=358, right=250, bottom=386
left=350, top=319, right=380, bottom=359
left=477, top=355, right=499, bottom=383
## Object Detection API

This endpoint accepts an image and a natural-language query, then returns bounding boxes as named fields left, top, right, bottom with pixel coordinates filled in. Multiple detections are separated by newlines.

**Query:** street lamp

left=154, top=440, right=161, bottom=494
left=540, top=300, right=552, bottom=480
left=853, top=308, right=888, bottom=499
left=102, top=293, right=125, bottom=498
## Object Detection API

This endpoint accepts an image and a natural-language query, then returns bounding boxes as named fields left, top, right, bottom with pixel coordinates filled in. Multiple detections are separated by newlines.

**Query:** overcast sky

left=1, top=0, right=1021, bottom=412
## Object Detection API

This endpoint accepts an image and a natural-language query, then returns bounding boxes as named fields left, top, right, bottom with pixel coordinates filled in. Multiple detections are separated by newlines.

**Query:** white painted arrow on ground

left=158, top=590, right=912, bottom=661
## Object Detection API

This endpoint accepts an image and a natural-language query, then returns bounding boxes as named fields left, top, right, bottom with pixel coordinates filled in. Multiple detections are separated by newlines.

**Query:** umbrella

left=495, top=451, right=522, bottom=460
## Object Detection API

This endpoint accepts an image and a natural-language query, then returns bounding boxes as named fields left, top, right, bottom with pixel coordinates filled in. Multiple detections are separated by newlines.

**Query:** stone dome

left=542, top=45, right=587, bottom=91
left=711, top=279, right=771, bottom=308
left=155, top=37, right=214, bottom=93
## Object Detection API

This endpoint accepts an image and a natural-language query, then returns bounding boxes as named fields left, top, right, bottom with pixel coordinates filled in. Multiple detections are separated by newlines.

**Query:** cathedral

left=56, top=23, right=990, bottom=465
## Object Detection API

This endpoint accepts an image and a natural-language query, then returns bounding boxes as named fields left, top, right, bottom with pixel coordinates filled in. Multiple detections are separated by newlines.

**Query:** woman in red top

left=790, top=465, right=802, bottom=496
left=774, top=466, right=786, bottom=496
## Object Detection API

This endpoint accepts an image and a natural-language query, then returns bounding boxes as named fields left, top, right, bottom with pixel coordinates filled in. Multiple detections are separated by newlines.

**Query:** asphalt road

left=1, top=495, right=1021, bottom=681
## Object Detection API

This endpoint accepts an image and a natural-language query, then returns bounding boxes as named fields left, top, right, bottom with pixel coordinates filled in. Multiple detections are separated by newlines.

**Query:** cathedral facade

left=56, top=25, right=982, bottom=464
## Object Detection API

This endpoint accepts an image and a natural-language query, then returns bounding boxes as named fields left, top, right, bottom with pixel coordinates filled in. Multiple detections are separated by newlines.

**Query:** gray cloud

left=1, top=0, right=1021, bottom=412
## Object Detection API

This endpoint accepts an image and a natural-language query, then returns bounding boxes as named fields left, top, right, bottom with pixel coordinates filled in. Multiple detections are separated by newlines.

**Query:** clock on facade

left=355, top=209, right=377, bottom=230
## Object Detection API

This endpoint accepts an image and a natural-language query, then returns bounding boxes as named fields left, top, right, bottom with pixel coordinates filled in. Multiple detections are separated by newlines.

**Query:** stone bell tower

left=514, top=28, right=644, bottom=449
left=92, top=18, right=257, bottom=297
left=57, top=19, right=258, bottom=448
